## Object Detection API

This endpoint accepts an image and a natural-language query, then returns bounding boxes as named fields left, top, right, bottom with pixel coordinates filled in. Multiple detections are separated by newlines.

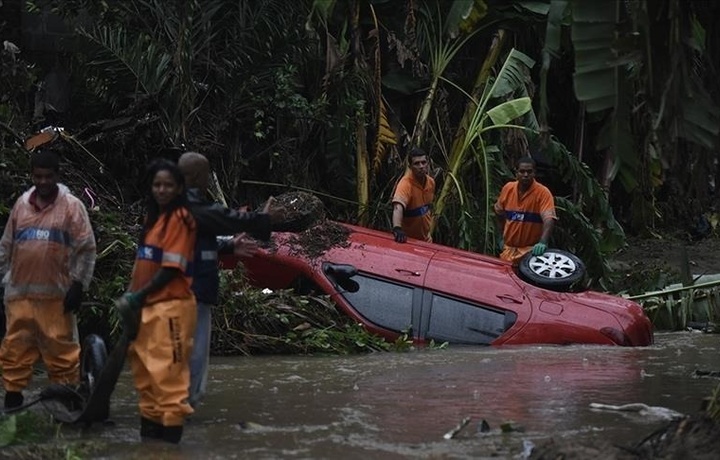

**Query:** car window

left=339, top=274, right=414, bottom=333
left=425, top=293, right=516, bottom=345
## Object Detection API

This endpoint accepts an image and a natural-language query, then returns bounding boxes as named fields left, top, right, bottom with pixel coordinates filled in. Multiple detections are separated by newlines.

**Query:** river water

left=51, top=331, right=719, bottom=459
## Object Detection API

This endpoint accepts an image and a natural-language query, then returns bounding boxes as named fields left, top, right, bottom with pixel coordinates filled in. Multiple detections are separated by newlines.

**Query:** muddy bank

left=529, top=415, right=720, bottom=459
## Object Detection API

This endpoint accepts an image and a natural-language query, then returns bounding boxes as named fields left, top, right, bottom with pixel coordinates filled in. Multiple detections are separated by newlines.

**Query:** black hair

left=408, top=147, right=428, bottom=164
left=141, top=158, right=192, bottom=243
left=30, top=148, right=60, bottom=171
left=516, top=156, right=536, bottom=169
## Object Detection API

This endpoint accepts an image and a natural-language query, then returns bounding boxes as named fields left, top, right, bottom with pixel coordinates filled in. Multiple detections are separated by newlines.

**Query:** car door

left=324, top=229, right=436, bottom=338
left=420, top=250, right=531, bottom=345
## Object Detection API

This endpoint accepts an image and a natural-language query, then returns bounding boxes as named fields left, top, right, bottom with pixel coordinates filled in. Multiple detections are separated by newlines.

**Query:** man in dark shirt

left=178, top=151, right=271, bottom=408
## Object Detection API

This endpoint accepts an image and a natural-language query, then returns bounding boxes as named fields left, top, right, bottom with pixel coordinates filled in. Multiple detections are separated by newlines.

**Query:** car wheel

left=518, top=249, right=586, bottom=291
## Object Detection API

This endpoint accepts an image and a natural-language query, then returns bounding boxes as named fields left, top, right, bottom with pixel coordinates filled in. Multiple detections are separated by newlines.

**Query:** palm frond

left=78, top=26, right=172, bottom=104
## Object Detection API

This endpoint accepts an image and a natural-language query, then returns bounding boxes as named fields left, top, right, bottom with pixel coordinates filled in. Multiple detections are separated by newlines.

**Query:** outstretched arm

left=190, top=201, right=271, bottom=241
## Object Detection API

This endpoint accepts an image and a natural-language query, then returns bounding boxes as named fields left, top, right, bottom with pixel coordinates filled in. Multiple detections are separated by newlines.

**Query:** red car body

left=221, top=222, right=653, bottom=347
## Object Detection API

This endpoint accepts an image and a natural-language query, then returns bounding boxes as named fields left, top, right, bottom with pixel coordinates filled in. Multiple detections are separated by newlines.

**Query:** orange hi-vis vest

left=129, top=208, right=196, bottom=305
left=392, top=172, right=435, bottom=242
left=494, top=180, right=556, bottom=248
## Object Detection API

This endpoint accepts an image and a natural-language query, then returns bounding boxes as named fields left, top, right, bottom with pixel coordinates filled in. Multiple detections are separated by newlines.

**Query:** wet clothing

left=391, top=172, right=435, bottom=242
left=0, top=184, right=96, bottom=300
left=494, top=180, right=556, bottom=264
left=1, top=298, right=79, bottom=391
left=128, top=209, right=195, bottom=305
left=0, top=184, right=96, bottom=392
left=185, top=188, right=269, bottom=306
left=129, top=296, right=196, bottom=427
left=185, top=187, right=270, bottom=407
left=127, top=207, right=196, bottom=427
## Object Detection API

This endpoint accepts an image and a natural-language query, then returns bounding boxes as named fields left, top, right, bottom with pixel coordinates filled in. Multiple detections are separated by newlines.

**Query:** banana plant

left=542, top=0, right=720, bottom=235
left=433, top=48, right=536, bottom=251
left=411, top=5, right=481, bottom=148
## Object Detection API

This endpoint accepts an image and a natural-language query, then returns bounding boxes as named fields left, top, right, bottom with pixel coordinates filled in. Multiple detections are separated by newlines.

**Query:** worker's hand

left=121, top=292, right=143, bottom=311
left=392, top=226, right=407, bottom=243
left=262, top=196, right=284, bottom=227
left=63, top=281, right=84, bottom=313
left=232, top=234, right=260, bottom=257
left=115, top=292, right=143, bottom=340
left=532, top=242, right=547, bottom=256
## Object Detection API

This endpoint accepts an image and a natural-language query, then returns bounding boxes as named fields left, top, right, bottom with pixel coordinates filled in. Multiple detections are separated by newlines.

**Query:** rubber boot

left=4, top=391, right=23, bottom=410
left=140, top=417, right=164, bottom=440
left=162, top=425, right=183, bottom=444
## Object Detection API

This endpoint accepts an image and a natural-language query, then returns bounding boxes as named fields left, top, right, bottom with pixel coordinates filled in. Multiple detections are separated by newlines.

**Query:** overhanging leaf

left=571, top=2, right=618, bottom=113
left=490, top=49, right=535, bottom=98
left=486, top=97, right=532, bottom=126
left=678, top=95, right=720, bottom=149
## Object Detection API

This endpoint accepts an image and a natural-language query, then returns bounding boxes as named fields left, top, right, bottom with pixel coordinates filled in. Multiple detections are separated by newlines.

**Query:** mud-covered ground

left=529, top=415, right=720, bottom=460
left=610, top=234, right=720, bottom=277
left=606, top=234, right=720, bottom=295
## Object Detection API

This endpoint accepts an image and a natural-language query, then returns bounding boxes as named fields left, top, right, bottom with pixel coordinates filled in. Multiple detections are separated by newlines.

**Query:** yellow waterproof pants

left=128, top=297, right=196, bottom=427
left=0, top=298, right=80, bottom=392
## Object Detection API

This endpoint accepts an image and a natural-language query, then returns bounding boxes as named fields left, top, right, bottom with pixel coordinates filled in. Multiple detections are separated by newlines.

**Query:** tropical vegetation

left=2, top=4, right=720, bottom=450
left=2, top=0, right=720, bottom=342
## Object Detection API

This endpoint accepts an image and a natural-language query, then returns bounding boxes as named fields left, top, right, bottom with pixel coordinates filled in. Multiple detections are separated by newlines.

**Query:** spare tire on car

left=517, top=249, right=586, bottom=292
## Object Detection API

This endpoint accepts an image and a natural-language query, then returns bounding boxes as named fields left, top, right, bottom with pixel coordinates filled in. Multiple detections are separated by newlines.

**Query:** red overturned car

left=221, top=221, right=653, bottom=347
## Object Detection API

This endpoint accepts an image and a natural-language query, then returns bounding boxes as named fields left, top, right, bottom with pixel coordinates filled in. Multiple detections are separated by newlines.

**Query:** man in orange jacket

left=494, top=156, right=557, bottom=264
left=391, top=147, right=435, bottom=243
left=0, top=148, right=96, bottom=410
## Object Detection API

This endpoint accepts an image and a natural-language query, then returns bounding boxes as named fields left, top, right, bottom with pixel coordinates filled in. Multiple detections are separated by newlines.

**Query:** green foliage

left=391, top=331, right=414, bottom=351
left=434, top=48, right=537, bottom=252
left=0, top=412, right=56, bottom=446
left=538, top=135, right=626, bottom=255
left=708, top=384, right=720, bottom=422
left=570, top=0, right=619, bottom=113
left=638, top=285, right=720, bottom=331
left=390, top=330, right=448, bottom=352
left=213, top=269, right=393, bottom=355
left=77, top=205, right=136, bottom=340
left=7, top=0, right=720, bottom=357
left=212, top=269, right=452, bottom=354
left=553, top=196, right=610, bottom=286
left=0, top=414, right=15, bottom=447
left=0, top=44, right=38, bottom=123
left=284, top=321, right=392, bottom=355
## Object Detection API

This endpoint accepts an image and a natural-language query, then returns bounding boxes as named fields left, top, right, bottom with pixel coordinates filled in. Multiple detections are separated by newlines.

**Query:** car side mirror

left=338, top=278, right=359, bottom=293
left=323, top=263, right=359, bottom=293
left=324, top=263, right=358, bottom=278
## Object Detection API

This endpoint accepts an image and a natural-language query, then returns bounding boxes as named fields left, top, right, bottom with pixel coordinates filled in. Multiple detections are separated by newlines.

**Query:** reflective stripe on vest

left=15, top=227, right=70, bottom=246
left=404, top=204, right=431, bottom=218
left=504, top=210, right=543, bottom=224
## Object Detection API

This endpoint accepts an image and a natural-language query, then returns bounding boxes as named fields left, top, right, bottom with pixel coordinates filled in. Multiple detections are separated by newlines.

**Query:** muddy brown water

left=20, top=332, right=720, bottom=459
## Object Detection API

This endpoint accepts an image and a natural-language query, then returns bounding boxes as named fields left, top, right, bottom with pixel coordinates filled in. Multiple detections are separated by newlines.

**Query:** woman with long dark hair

left=118, top=158, right=197, bottom=443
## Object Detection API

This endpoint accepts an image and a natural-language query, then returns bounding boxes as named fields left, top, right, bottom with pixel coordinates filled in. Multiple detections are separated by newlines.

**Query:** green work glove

left=115, top=292, right=143, bottom=340
left=532, top=242, right=547, bottom=256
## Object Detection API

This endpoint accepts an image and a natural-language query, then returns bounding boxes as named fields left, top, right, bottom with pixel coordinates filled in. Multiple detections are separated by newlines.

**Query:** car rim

left=528, top=252, right=577, bottom=279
